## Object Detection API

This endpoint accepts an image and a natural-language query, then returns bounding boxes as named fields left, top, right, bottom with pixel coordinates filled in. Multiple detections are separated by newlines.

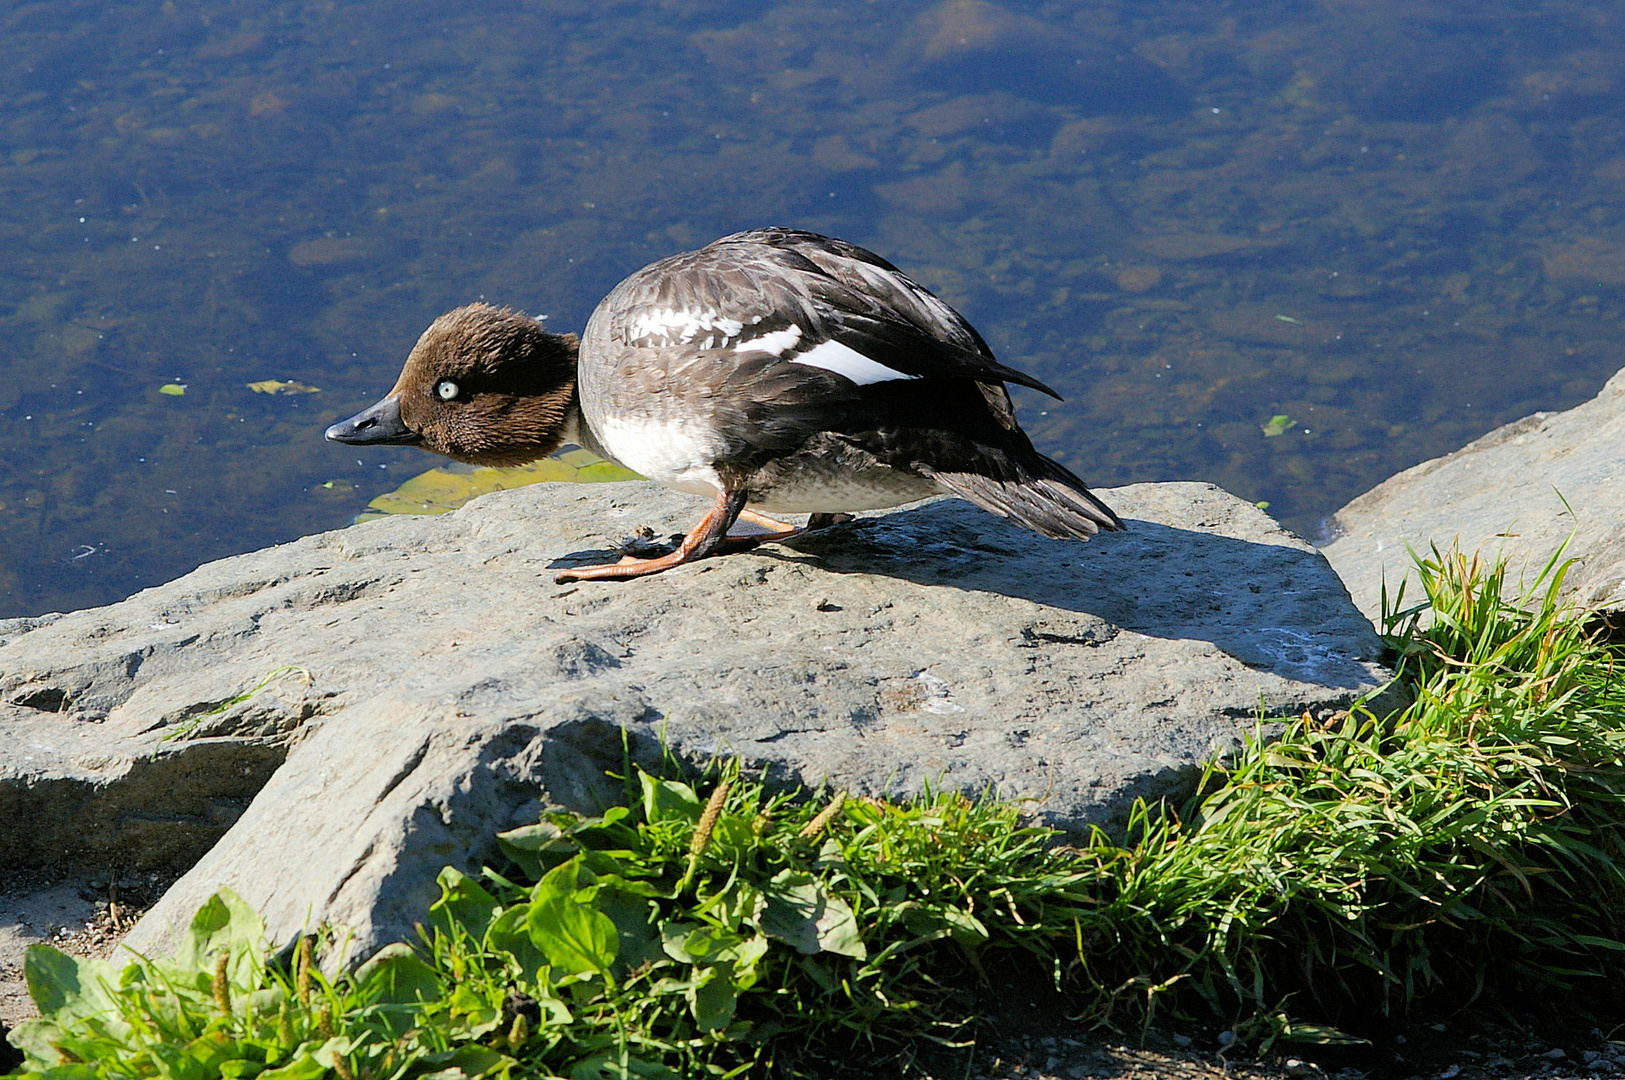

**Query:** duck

left=326, top=227, right=1122, bottom=582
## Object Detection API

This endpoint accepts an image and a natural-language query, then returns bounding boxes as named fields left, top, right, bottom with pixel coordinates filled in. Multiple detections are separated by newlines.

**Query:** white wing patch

left=734, top=325, right=803, bottom=355
left=790, top=339, right=920, bottom=386
left=624, top=307, right=744, bottom=349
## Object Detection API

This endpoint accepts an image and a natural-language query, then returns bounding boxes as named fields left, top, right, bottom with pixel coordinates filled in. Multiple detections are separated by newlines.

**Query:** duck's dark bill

left=324, top=395, right=424, bottom=447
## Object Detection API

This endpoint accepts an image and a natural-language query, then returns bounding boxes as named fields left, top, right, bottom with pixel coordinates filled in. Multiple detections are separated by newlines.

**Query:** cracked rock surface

left=0, top=480, right=1391, bottom=962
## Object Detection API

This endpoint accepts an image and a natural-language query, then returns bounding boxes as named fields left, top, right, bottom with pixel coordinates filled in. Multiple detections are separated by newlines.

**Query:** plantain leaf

left=688, top=964, right=738, bottom=1031
left=355, top=942, right=441, bottom=1005
left=761, top=871, right=866, bottom=959
left=528, top=857, right=618, bottom=976
left=429, top=867, right=501, bottom=942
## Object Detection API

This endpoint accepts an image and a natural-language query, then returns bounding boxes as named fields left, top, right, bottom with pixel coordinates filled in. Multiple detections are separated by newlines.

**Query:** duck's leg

left=736, top=508, right=800, bottom=535
left=555, top=490, right=749, bottom=583
left=723, top=509, right=856, bottom=546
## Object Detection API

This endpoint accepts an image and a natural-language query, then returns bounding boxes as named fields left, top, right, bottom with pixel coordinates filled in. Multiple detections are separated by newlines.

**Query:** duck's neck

left=559, top=386, right=619, bottom=466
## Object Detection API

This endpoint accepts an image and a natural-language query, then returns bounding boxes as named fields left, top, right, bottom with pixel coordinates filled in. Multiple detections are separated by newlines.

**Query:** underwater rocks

left=1324, top=365, right=1625, bottom=623
left=0, top=480, right=1391, bottom=963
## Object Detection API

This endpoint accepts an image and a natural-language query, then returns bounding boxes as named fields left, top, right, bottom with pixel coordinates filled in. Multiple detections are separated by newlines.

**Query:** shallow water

left=1, top=0, right=1621, bottom=617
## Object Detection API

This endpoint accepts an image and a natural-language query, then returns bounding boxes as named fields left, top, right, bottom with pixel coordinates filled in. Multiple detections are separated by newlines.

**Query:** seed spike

left=690, top=778, right=732, bottom=857
left=799, top=791, right=846, bottom=839
left=295, top=936, right=313, bottom=1008
left=212, top=952, right=231, bottom=1016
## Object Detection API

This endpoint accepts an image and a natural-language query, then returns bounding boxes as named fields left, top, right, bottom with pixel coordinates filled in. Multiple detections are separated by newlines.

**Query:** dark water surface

left=2, top=0, right=1622, bottom=617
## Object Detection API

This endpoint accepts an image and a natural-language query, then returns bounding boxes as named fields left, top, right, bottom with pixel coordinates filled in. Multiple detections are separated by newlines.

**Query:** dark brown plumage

left=326, top=304, right=580, bottom=468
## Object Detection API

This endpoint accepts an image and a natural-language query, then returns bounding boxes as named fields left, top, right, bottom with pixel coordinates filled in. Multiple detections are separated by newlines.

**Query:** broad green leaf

left=244, top=986, right=286, bottom=1017
left=699, top=878, right=765, bottom=933
left=447, top=983, right=503, bottom=1035
left=761, top=872, right=866, bottom=959
left=576, top=848, right=635, bottom=883
left=660, top=920, right=701, bottom=964
left=179, top=1030, right=241, bottom=1075
left=147, top=1040, right=205, bottom=1080
left=23, top=946, right=122, bottom=1025
left=661, top=922, right=740, bottom=963
left=527, top=858, right=619, bottom=976
left=811, top=894, right=865, bottom=959
left=313, top=1036, right=358, bottom=1069
left=533, top=990, right=576, bottom=1027
left=568, top=1051, right=681, bottom=1080
left=571, top=807, right=644, bottom=854
left=640, top=772, right=700, bottom=825
left=7, top=1017, right=76, bottom=1070
left=416, top=1044, right=514, bottom=1078
left=719, top=933, right=769, bottom=989
left=760, top=876, right=822, bottom=954
left=661, top=921, right=769, bottom=989
left=903, top=904, right=989, bottom=948
left=176, top=889, right=265, bottom=986
left=710, top=812, right=757, bottom=854
left=355, top=942, right=441, bottom=1004
left=23, top=1065, right=100, bottom=1080
left=487, top=904, right=549, bottom=982
left=688, top=964, right=738, bottom=1031
left=597, top=888, right=665, bottom=972
left=429, top=867, right=501, bottom=942
left=496, top=821, right=573, bottom=880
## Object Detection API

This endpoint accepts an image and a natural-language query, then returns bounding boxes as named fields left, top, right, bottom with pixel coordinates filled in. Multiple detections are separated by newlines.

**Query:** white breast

left=596, top=415, right=725, bottom=498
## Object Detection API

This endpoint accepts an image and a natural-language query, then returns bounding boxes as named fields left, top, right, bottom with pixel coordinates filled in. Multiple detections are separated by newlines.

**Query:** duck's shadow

left=550, top=498, right=1385, bottom=692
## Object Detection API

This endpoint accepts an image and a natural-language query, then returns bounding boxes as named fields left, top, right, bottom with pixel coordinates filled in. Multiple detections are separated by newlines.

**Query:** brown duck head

left=325, top=303, right=579, bottom=468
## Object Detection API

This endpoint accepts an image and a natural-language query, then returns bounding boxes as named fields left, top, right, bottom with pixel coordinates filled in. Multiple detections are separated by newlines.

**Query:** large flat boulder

left=0, top=480, right=1392, bottom=962
left=1323, top=366, right=1625, bottom=624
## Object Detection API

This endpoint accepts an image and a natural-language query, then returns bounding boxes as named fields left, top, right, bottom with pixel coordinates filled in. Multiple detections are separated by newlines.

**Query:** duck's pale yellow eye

left=435, top=379, right=460, bottom=401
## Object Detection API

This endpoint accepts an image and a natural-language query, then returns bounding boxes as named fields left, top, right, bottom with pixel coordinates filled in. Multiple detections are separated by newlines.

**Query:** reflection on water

left=1, top=0, right=1622, bottom=617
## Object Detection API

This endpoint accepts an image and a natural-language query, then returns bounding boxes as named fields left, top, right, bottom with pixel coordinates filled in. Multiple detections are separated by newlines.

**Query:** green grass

left=1063, top=546, right=1625, bottom=1022
left=8, top=547, right=1625, bottom=1078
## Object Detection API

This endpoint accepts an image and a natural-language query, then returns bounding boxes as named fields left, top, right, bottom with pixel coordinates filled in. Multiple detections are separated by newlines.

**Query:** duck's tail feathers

left=916, top=455, right=1124, bottom=541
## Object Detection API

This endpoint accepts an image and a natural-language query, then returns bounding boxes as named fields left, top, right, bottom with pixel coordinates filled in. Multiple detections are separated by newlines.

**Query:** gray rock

left=0, top=480, right=1391, bottom=962
left=0, top=880, right=97, bottom=1026
left=1324, top=366, right=1625, bottom=624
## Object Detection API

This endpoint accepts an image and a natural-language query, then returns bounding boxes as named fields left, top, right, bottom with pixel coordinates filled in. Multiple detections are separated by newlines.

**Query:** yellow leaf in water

left=158, top=383, right=187, bottom=396
left=355, top=449, right=642, bottom=522
left=247, top=379, right=322, bottom=394
left=1261, top=414, right=1292, bottom=437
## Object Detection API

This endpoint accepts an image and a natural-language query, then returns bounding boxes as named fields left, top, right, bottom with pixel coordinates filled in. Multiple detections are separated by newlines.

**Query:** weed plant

left=7, top=772, right=1089, bottom=1078
left=7, top=548, right=1624, bottom=1078
left=1064, top=547, right=1625, bottom=1024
